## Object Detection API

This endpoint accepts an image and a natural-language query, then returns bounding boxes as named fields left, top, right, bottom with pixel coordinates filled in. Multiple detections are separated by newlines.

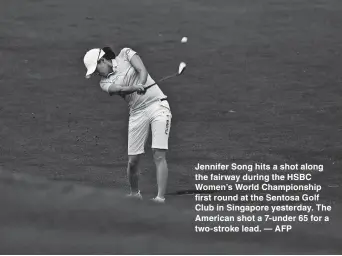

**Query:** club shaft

left=145, top=72, right=178, bottom=90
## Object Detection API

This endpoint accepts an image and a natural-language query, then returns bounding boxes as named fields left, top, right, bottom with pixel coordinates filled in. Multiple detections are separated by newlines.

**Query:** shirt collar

left=106, top=59, right=118, bottom=78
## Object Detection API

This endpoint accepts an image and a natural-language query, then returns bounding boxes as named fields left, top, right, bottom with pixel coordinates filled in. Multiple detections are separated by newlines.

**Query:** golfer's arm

left=107, top=84, right=140, bottom=96
left=130, top=54, right=148, bottom=85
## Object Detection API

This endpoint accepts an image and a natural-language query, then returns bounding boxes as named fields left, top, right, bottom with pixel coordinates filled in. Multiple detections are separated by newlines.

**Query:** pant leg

left=128, top=110, right=150, bottom=155
left=149, top=101, right=172, bottom=150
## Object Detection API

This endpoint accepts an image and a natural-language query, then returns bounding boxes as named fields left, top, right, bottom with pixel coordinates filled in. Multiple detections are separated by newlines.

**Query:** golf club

left=144, top=62, right=187, bottom=91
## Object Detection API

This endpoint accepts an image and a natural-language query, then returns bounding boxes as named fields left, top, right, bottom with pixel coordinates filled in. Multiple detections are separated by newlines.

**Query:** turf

left=0, top=0, right=341, bottom=254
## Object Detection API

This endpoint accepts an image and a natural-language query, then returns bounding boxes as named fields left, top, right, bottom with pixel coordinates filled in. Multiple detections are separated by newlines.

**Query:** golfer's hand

left=135, top=84, right=146, bottom=95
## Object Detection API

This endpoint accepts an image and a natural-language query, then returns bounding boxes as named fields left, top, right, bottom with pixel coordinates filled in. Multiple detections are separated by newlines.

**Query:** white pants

left=128, top=100, right=172, bottom=155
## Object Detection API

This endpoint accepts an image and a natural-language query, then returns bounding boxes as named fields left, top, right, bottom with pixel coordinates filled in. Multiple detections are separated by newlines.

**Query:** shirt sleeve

left=121, top=47, right=137, bottom=62
left=99, top=80, right=110, bottom=93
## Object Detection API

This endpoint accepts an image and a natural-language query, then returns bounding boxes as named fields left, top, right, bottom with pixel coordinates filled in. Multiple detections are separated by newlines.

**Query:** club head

left=178, top=62, right=187, bottom=75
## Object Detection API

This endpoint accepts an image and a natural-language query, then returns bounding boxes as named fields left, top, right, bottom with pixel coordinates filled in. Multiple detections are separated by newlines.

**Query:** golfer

left=83, top=46, right=171, bottom=203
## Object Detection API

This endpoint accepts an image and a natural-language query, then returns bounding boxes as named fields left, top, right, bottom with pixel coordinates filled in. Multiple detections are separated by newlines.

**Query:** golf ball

left=181, top=37, right=188, bottom=43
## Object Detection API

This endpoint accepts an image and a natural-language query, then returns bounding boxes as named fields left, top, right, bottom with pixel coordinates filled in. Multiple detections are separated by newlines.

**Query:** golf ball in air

left=181, top=37, right=188, bottom=43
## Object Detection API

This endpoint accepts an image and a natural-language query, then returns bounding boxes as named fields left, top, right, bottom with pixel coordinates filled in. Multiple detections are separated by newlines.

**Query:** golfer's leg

left=127, top=154, right=141, bottom=194
left=151, top=104, right=172, bottom=200
left=152, top=149, right=168, bottom=199
left=127, top=111, right=149, bottom=195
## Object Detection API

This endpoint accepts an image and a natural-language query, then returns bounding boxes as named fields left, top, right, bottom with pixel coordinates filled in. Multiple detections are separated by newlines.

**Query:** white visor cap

left=83, top=48, right=105, bottom=78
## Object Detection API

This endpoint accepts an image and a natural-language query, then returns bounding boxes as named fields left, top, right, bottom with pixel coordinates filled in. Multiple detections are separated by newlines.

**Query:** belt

left=160, top=98, right=167, bottom=101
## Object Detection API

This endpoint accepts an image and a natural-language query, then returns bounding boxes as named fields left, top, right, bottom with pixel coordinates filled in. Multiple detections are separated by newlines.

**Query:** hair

left=102, top=46, right=116, bottom=60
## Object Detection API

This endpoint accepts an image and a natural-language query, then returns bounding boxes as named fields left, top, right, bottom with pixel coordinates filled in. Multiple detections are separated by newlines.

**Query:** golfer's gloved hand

left=136, top=84, right=146, bottom=95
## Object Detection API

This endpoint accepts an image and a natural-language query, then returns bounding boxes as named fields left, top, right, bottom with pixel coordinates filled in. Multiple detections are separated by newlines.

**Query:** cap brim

left=85, top=65, right=97, bottom=79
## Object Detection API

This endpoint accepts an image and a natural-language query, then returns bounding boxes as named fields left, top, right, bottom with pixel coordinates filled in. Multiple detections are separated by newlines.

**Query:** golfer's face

left=96, top=59, right=111, bottom=77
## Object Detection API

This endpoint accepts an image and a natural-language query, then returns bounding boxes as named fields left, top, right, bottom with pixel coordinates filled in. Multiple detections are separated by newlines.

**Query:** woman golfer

left=83, top=46, right=171, bottom=203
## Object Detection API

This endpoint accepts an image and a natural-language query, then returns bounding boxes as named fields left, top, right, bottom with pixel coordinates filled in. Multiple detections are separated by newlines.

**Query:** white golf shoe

left=126, top=191, right=143, bottom=200
left=151, top=196, right=165, bottom=203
